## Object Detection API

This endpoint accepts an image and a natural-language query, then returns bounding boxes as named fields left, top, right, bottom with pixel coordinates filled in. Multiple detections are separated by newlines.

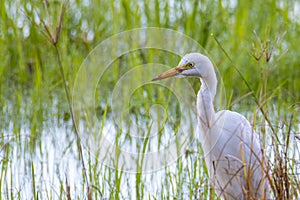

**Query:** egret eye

left=186, top=62, right=194, bottom=69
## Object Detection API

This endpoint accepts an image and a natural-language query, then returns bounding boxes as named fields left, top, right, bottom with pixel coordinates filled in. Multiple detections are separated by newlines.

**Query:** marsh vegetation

left=0, top=0, right=299, bottom=199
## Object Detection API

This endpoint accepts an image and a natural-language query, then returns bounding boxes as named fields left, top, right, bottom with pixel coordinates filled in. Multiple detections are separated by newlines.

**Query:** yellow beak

left=152, top=64, right=188, bottom=81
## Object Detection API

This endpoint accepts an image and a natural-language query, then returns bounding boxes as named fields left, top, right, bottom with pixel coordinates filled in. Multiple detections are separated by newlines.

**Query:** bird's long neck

left=200, top=74, right=217, bottom=98
left=197, top=75, right=217, bottom=129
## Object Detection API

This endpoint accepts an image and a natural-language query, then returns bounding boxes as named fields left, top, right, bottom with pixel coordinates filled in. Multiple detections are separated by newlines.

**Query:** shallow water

left=2, top=98, right=299, bottom=199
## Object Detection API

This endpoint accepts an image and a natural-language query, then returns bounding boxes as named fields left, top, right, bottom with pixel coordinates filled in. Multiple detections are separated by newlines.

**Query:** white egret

left=152, top=53, right=270, bottom=199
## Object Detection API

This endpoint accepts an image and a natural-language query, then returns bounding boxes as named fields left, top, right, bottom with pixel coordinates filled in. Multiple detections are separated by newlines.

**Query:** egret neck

left=197, top=71, right=217, bottom=129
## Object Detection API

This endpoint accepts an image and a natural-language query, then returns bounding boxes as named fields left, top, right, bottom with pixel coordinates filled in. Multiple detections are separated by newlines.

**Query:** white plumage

left=153, top=53, right=270, bottom=199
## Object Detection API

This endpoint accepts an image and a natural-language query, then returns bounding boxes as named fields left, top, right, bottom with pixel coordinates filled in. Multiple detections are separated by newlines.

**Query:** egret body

left=152, top=53, right=270, bottom=199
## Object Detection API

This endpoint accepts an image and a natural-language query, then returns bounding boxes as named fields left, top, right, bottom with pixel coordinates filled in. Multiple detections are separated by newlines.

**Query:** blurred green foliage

left=1, top=0, right=299, bottom=104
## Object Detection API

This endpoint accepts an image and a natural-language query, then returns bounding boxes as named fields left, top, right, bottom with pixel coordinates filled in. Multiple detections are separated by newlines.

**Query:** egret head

left=152, top=53, right=214, bottom=81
